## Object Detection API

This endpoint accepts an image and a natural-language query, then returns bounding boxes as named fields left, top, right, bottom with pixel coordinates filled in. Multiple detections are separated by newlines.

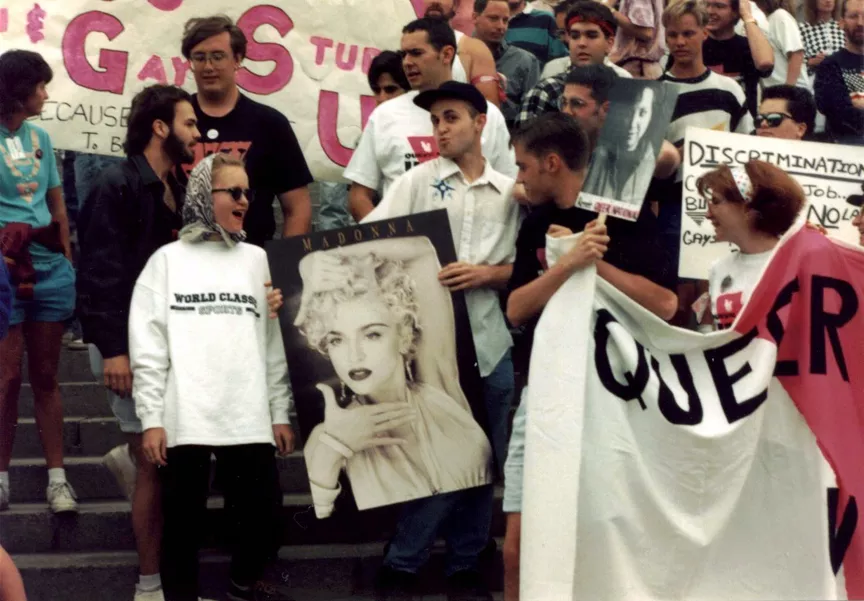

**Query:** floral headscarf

left=179, top=154, right=246, bottom=247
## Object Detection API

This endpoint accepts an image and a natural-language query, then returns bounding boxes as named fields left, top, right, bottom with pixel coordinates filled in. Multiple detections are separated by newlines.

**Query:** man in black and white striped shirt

left=659, top=0, right=754, bottom=155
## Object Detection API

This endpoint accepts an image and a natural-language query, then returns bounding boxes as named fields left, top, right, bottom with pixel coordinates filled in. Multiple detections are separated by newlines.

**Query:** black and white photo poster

left=577, top=79, right=678, bottom=221
left=266, top=211, right=491, bottom=518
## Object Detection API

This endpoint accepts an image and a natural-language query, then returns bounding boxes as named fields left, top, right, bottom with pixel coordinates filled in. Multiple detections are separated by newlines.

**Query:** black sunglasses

left=212, top=187, right=255, bottom=202
left=754, top=112, right=792, bottom=128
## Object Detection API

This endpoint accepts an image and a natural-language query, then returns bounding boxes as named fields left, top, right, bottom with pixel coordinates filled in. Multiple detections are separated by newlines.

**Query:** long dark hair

left=0, top=50, right=52, bottom=119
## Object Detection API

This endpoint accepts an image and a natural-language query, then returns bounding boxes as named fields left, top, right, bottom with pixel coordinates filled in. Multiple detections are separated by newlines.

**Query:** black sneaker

left=373, top=565, right=419, bottom=600
left=445, top=570, right=492, bottom=601
left=227, top=579, right=294, bottom=601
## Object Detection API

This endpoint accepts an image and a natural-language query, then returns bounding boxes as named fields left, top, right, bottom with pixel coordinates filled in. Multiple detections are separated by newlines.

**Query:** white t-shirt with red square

left=708, top=250, right=773, bottom=330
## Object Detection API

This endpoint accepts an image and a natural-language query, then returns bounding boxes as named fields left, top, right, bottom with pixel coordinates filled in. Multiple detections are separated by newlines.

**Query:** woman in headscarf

left=129, top=153, right=295, bottom=601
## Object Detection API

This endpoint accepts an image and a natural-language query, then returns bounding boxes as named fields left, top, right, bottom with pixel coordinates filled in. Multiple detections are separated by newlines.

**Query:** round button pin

left=207, top=129, right=219, bottom=140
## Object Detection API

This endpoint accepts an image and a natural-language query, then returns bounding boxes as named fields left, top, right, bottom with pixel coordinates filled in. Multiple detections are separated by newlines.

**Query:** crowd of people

left=0, top=0, right=861, bottom=600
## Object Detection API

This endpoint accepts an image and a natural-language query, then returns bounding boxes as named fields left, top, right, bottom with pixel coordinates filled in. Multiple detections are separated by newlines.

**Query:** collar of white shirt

left=436, top=156, right=510, bottom=194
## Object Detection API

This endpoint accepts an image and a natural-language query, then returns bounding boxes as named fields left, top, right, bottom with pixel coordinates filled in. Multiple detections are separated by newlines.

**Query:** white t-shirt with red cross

left=708, top=250, right=773, bottom=330
left=343, top=90, right=517, bottom=197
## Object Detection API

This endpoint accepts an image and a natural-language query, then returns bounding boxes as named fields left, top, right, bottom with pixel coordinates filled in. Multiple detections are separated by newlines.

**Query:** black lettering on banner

left=811, top=275, right=857, bottom=381
left=704, top=328, right=768, bottom=423
left=594, top=310, right=649, bottom=410
left=653, top=355, right=704, bottom=426
left=766, top=278, right=800, bottom=376
left=827, top=488, right=858, bottom=574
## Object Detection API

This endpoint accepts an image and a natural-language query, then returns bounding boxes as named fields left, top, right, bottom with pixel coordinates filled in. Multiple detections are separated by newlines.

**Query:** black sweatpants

left=160, top=443, right=282, bottom=601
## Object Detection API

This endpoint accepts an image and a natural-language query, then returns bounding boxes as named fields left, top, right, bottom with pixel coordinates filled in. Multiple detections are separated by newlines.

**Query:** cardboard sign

left=0, top=0, right=426, bottom=181
left=679, top=127, right=864, bottom=279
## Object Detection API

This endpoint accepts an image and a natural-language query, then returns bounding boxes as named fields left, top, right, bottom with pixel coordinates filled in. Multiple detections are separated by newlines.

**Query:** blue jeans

left=314, top=181, right=354, bottom=232
left=384, top=351, right=515, bottom=575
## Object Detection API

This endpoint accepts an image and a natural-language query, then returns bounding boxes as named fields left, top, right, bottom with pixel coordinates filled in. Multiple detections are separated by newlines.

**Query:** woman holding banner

left=0, top=50, right=77, bottom=514
left=695, top=160, right=805, bottom=330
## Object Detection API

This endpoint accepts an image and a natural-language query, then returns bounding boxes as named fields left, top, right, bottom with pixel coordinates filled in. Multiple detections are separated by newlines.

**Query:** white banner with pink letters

left=0, top=0, right=430, bottom=181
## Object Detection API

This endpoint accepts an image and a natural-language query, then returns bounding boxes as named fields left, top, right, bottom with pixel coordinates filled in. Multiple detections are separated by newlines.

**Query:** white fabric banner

left=679, top=127, right=864, bottom=279
left=521, top=231, right=852, bottom=600
left=0, top=0, right=424, bottom=181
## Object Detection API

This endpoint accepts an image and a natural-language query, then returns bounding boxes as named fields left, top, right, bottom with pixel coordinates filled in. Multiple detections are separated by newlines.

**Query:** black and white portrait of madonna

left=291, top=236, right=493, bottom=517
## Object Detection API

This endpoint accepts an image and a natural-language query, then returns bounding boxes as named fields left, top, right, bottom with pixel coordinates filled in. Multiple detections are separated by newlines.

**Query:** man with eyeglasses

left=518, top=2, right=632, bottom=127
left=754, top=84, right=816, bottom=139
left=179, top=16, right=313, bottom=246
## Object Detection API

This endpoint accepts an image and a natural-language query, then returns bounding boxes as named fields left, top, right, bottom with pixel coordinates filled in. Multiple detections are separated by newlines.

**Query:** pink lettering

left=137, top=55, right=168, bottom=84
left=236, top=5, right=294, bottom=95
left=147, top=0, right=183, bottom=9
left=361, top=95, right=376, bottom=129
left=335, top=43, right=358, bottom=71
left=410, top=0, right=425, bottom=17
left=319, top=90, right=381, bottom=167
left=310, top=36, right=334, bottom=66
left=62, top=12, right=128, bottom=94
left=0, top=8, right=7, bottom=33
left=172, top=57, right=191, bottom=86
left=362, top=47, right=381, bottom=74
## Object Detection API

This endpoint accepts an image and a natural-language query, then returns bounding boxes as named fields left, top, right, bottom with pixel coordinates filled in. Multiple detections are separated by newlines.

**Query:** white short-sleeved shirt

left=708, top=250, right=773, bottom=330
left=764, top=9, right=813, bottom=90
left=343, top=91, right=517, bottom=197
left=540, top=56, right=634, bottom=80
left=362, top=157, right=519, bottom=377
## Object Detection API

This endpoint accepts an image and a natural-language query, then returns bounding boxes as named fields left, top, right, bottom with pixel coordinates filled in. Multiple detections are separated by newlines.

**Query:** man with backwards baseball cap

left=363, top=80, right=519, bottom=600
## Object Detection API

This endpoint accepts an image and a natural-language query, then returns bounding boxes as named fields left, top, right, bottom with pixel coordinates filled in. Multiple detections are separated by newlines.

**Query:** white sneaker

left=103, top=444, right=136, bottom=501
left=47, top=481, right=78, bottom=513
left=0, top=481, right=9, bottom=511
left=133, top=588, right=165, bottom=601
left=66, top=337, right=89, bottom=351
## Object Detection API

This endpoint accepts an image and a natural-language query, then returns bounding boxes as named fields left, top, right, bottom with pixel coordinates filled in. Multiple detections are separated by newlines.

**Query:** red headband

left=567, top=15, right=616, bottom=38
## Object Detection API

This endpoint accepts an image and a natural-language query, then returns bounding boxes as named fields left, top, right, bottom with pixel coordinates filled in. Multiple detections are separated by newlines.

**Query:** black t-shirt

left=703, top=35, right=772, bottom=117
left=182, top=94, right=313, bottom=246
left=508, top=203, right=677, bottom=374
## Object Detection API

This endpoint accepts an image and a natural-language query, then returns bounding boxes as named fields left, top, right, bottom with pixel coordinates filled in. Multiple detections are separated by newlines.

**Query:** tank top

left=452, top=30, right=468, bottom=83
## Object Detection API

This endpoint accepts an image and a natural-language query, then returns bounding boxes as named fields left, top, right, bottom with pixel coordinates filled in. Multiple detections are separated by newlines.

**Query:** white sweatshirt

left=130, top=240, right=293, bottom=448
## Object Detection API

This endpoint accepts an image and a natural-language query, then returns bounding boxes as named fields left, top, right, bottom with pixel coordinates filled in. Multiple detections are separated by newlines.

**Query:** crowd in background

left=0, top=0, right=861, bottom=600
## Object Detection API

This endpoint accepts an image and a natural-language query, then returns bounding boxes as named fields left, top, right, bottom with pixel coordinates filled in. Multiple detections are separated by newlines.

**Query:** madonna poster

left=266, top=210, right=491, bottom=517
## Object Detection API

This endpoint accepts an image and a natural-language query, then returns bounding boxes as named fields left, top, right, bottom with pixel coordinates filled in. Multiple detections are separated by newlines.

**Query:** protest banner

left=266, top=210, right=492, bottom=517
left=0, top=0, right=427, bottom=181
left=576, top=79, right=677, bottom=221
left=680, top=127, right=864, bottom=279
left=521, top=224, right=864, bottom=600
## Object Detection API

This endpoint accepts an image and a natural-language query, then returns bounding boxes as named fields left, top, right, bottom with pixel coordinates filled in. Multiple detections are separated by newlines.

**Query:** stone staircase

left=2, top=350, right=506, bottom=601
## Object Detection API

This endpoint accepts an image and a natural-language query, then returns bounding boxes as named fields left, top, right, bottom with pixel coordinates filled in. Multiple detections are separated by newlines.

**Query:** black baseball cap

left=847, top=184, right=864, bottom=207
left=413, top=81, right=488, bottom=114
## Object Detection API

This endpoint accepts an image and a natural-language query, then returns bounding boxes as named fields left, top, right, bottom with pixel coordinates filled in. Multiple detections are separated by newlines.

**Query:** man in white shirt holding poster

left=362, top=81, right=518, bottom=600
left=345, top=17, right=516, bottom=222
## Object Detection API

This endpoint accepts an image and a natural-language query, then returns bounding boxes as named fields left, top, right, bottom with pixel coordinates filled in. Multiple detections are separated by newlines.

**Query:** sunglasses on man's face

left=212, top=187, right=255, bottom=202
left=754, top=112, right=792, bottom=128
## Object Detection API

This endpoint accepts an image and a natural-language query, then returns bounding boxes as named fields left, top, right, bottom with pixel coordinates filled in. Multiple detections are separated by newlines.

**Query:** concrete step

left=7, top=454, right=313, bottom=503
left=12, top=417, right=124, bottom=459
left=14, top=542, right=505, bottom=601
left=0, top=490, right=506, bottom=554
left=21, top=349, right=93, bottom=383
left=20, top=382, right=108, bottom=419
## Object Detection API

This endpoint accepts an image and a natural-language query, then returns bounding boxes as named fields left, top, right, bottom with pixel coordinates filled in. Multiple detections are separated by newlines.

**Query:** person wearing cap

left=344, top=17, right=516, bottom=222
left=848, top=184, right=864, bottom=246
left=361, top=80, right=517, bottom=601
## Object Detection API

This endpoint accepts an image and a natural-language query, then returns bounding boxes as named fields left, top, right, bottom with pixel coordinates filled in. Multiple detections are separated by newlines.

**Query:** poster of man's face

left=266, top=210, right=492, bottom=518
left=577, top=79, right=678, bottom=221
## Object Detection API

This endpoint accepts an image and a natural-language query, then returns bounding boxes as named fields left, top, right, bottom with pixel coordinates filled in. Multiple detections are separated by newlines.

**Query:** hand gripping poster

left=576, top=78, right=678, bottom=221
left=266, top=210, right=491, bottom=518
